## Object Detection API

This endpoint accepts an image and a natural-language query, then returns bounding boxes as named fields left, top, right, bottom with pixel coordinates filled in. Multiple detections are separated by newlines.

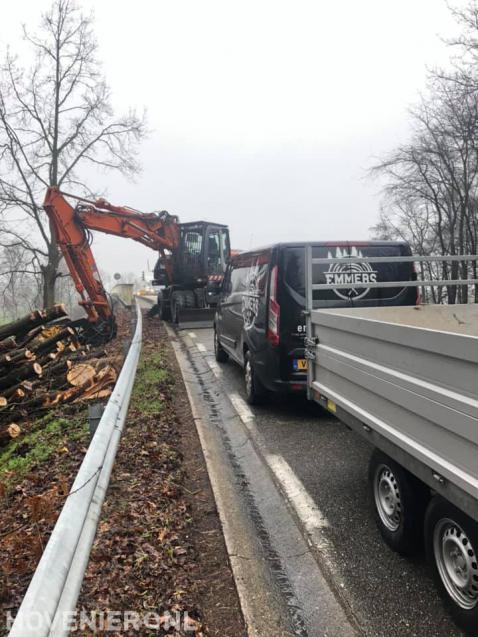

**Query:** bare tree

left=371, top=70, right=478, bottom=303
left=0, top=243, right=42, bottom=320
left=0, top=0, right=145, bottom=309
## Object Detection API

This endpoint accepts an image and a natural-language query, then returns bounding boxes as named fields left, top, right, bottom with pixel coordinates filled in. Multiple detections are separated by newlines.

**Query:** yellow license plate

left=327, top=399, right=337, bottom=413
left=293, top=359, right=308, bottom=371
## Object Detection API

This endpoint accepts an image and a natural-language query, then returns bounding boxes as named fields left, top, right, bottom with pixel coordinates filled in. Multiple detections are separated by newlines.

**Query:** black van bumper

left=253, top=346, right=307, bottom=394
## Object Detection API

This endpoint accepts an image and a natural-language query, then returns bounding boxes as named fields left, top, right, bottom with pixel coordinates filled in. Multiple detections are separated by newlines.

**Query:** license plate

left=293, top=358, right=308, bottom=371
left=326, top=399, right=337, bottom=414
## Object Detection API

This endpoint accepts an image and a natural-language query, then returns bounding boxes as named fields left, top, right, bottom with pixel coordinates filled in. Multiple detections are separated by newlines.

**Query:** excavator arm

left=43, top=187, right=180, bottom=330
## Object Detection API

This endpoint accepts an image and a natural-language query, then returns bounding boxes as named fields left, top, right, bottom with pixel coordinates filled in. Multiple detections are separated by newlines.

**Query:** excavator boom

left=44, top=187, right=180, bottom=329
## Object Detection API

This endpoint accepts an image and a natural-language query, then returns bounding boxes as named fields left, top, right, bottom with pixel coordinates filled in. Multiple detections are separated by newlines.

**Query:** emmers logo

left=324, top=246, right=377, bottom=300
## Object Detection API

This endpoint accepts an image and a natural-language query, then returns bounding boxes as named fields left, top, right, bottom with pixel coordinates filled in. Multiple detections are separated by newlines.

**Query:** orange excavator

left=44, top=187, right=231, bottom=338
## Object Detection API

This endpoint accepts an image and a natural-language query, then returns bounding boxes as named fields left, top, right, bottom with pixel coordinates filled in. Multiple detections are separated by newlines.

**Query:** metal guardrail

left=110, top=283, right=134, bottom=307
left=9, top=301, right=143, bottom=637
left=134, top=293, right=156, bottom=306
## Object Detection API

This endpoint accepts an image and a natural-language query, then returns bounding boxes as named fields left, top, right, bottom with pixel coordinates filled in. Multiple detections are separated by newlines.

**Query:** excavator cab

left=153, top=221, right=230, bottom=327
left=174, top=222, right=230, bottom=284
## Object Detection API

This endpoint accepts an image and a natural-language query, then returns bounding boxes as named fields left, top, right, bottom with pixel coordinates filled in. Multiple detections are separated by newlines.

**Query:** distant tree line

left=372, top=2, right=478, bottom=303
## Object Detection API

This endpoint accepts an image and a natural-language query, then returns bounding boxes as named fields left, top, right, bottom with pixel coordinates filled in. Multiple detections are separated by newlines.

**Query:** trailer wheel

left=214, top=327, right=228, bottom=363
left=425, top=496, right=478, bottom=635
left=244, top=351, right=265, bottom=405
left=369, top=449, right=425, bottom=555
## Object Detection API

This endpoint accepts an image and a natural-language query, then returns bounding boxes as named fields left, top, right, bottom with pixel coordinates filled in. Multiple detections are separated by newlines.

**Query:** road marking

left=266, top=454, right=329, bottom=532
left=265, top=454, right=343, bottom=585
left=188, top=331, right=197, bottom=339
left=206, top=359, right=222, bottom=378
left=197, top=343, right=207, bottom=353
left=229, top=392, right=255, bottom=425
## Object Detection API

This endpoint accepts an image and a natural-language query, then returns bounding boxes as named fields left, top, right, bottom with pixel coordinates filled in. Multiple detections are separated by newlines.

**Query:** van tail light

left=267, top=265, right=280, bottom=346
left=412, top=261, right=422, bottom=305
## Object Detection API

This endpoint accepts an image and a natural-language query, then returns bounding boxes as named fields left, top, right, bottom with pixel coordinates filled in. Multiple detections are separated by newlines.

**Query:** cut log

left=67, top=364, right=96, bottom=387
left=0, top=336, right=17, bottom=352
left=0, top=348, right=35, bottom=367
left=0, top=362, right=42, bottom=390
left=30, top=327, right=76, bottom=356
left=8, top=423, right=21, bottom=438
left=10, top=390, right=59, bottom=413
left=72, top=366, right=117, bottom=403
left=0, top=310, right=43, bottom=342
left=0, top=423, right=21, bottom=447
left=0, top=397, right=7, bottom=408
left=39, top=304, right=68, bottom=324
left=0, top=388, right=25, bottom=405
left=0, top=305, right=67, bottom=342
left=0, top=381, right=33, bottom=400
left=16, top=325, right=45, bottom=348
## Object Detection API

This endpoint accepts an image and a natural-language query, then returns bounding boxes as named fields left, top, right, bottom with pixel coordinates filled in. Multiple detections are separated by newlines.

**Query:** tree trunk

left=42, top=236, right=61, bottom=309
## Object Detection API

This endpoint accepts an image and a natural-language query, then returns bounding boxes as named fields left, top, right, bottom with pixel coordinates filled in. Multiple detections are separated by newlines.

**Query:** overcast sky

left=0, top=0, right=467, bottom=280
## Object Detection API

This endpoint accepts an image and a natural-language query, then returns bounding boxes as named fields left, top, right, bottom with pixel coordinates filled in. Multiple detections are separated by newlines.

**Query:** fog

left=0, top=0, right=465, bottom=279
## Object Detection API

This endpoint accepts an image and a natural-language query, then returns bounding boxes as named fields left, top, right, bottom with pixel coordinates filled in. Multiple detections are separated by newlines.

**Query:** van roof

left=233, top=240, right=410, bottom=256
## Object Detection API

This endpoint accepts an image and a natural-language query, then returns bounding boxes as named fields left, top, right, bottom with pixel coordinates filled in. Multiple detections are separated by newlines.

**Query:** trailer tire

left=244, top=350, right=266, bottom=405
left=369, top=449, right=425, bottom=555
left=425, top=496, right=478, bottom=636
left=214, top=327, right=228, bottom=363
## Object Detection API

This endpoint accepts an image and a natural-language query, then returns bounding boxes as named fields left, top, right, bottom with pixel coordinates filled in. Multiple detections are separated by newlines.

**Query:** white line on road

left=188, top=332, right=197, bottom=339
left=266, top=454, right=329, bottom=532
left=265, top=454, right=341, bottom=584
left=197, top=343, right=207, bottom=353
left=229, top=392, right=255, bottom=425
left=206, top=359, right=222, bottom=378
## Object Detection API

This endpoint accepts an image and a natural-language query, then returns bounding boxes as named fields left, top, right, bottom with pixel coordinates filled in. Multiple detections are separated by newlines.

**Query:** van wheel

left=425, top=496, right=478, bottom=635
left=214, top=327, right=228, bottom=363
left=369, top=449, right=425, bottom=555
left=244, top=351, right=265, bottom=405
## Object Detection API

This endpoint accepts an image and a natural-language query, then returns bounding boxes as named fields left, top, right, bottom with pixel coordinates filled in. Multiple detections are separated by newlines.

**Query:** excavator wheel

left=171, top=291, right=185, bottom=324
left=157, top=292, right=171, bottom=321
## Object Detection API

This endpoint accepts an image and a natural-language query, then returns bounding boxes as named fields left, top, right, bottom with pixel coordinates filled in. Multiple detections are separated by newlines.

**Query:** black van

left=214, top=241, right=418, bottom=404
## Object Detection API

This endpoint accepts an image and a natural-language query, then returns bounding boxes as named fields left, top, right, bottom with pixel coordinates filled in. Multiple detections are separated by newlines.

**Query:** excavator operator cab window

left=207, top=227, right=229, bottom=274
left=182, top=229, right=203, bottom=267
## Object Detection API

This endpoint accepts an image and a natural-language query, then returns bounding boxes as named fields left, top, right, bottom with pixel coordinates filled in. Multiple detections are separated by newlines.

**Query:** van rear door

left=278, top=242, right=416, bottom=382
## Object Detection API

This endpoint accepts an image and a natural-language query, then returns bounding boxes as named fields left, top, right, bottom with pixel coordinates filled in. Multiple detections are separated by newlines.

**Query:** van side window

left=230, top=266, right=245, bottom=294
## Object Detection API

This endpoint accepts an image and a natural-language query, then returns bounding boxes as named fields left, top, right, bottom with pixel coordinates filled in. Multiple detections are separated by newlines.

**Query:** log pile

left=0, top=305, right=122, bottom=447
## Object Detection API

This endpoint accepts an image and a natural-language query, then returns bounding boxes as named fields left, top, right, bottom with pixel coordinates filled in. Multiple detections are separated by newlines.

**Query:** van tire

left=369, top=449, right=426, bottom=555
left=214, top=327, right=228, bottom=363
left=424, top=496, right=478, bottom=636
left=244, top=351, right=265, bottom=405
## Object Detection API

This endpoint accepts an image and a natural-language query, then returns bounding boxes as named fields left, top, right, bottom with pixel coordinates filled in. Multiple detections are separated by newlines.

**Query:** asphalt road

left=188, top=327, right=463, bottom=637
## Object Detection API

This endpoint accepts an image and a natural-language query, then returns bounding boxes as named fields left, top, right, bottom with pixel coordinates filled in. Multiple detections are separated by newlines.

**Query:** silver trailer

left=304, top=250, right=478, bottom=636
